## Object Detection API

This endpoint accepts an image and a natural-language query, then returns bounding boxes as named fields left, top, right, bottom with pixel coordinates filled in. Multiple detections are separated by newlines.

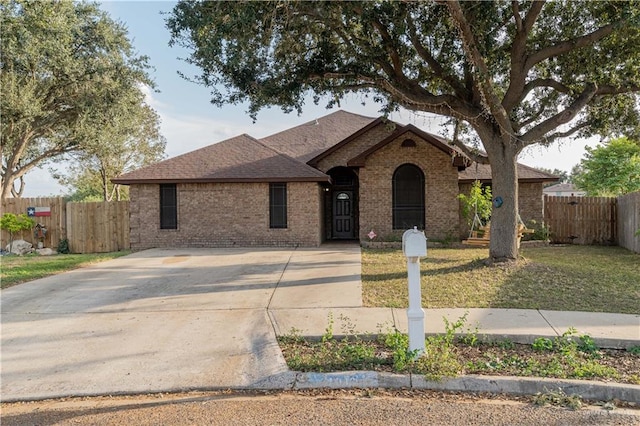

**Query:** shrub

left=57, top=238, right=70, bottom=254
left=1, top=213, right=36, bottom=253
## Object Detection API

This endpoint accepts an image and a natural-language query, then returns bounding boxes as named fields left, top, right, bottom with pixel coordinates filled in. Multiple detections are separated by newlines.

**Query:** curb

left=250, top=371, right=640, bottom=404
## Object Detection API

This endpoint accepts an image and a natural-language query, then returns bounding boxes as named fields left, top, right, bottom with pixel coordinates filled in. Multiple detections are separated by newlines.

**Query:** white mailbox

left=402, top=227, right=427, bottom=258
left=402, top=226, right=427, bottom=356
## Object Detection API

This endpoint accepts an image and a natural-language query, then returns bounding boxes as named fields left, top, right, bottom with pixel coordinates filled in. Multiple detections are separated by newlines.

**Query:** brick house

left=113, top=110, right=557, bottom=249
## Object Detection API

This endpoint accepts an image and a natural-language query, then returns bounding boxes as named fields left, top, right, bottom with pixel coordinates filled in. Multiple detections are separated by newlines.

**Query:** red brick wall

left=518, top=182, right=544, bottom=225
left=129, top=182, right=322, bottom=249
left=357, top=132, right=461, bottom=241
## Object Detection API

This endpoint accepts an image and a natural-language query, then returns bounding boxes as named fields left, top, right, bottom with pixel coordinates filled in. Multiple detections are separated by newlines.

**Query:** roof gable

left=347, top=124, right=465, bottom=167
left=259, top=110, right=377, bottom=163
left=113, top=134, right=329, bottom=184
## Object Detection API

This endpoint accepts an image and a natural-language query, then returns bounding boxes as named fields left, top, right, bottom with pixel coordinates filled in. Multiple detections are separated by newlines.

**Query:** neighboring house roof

left=458, top=162, right=558, bottom=183
left=112, top=134, right=330, bottom=184
left=543, top=183, right=584, bottom=193
left=259, top=110, right=377, bottom=163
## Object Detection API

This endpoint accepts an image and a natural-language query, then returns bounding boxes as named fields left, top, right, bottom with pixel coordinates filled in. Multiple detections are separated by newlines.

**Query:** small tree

left=572, top=137, right=640, bottom=196
left=458, top=181, right=492, bottom=230
left=1, top=213, right=35, bottom=254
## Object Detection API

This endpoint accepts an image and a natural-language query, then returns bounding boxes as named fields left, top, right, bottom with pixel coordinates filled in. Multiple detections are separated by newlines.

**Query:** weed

left=381, top=329, right=417, bottom=371
left=458, top=322, right=481, bottom=347
left=577, top=334, right=599, bottom=355
left=413, top=313, right=467, bottom=381
left=532, top=337, right=554, bottom=352
left=279, top=327, right=304, bottom=344
left=533, top=388, right=583, bottom=410
left=572, top=361, right=618, bottom=379
left=322, top=312, right=334, bottom=343
left=627, top=346, right=640, bottom=356
left=495, top=338, right=515, bottom=350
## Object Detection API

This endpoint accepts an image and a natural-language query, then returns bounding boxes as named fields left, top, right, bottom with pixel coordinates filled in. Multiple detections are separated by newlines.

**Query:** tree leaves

left=573, top=137, right=640, bottom=196
left=0, top=0, right=160, bottom=198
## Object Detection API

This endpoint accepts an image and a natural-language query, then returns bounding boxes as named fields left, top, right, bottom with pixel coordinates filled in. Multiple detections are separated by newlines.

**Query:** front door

left=333, top=191, right=354, bottom=239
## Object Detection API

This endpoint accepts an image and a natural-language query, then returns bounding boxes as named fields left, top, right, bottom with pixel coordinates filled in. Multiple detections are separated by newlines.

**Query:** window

left=392, top=164, right=425, bottom=229
left=160, top=184, right=177, bottom=229
left=269, top=183, right=287, bottom=228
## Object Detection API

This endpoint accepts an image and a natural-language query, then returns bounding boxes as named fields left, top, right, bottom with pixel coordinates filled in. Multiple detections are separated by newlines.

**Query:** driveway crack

left=266, top=246, right=297, bottom=312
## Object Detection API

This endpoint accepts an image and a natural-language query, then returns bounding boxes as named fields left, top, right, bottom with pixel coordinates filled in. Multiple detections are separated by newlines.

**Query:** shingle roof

left=112, top=134, right=329, bottom=184
left=259, top=110, right=377, bottom=163
left=459, top=162, right=558, bottom=183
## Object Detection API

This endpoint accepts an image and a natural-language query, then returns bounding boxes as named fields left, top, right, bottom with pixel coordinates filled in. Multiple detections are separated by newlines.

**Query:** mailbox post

left=402, top=226, right=427, bottom=356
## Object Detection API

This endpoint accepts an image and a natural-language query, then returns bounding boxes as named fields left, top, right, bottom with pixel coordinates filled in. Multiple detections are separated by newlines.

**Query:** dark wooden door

left=333, top=191, right=354, bottom=239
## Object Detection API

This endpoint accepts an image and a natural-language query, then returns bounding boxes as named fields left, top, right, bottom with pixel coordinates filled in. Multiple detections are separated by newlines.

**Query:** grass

left=1, top=251, right=131, bottom=289
left=362, top=245, right=640, bottom=314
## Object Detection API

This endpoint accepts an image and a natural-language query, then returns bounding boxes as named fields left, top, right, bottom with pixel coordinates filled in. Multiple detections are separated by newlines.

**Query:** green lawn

left=1, top=251, right=131, bottom=289
left=362, top=245, right=640, bottom=314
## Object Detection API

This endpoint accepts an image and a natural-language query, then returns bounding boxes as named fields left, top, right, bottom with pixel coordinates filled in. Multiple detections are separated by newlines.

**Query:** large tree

left=167, top=0, right=640, bottom=262
left=0, top=0, right=158, bottom=199
left=572, top=137, right=640, bottom=196
left=55, top=100, right=166, bottom=202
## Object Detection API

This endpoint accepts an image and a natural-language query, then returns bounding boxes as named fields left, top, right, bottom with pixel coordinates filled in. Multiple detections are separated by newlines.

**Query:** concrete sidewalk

left=270, top=307, right=640, bottom=349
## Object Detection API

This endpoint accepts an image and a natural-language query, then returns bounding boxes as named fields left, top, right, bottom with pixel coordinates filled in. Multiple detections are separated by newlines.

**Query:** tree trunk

left=1, top=174, right=16, bottom=200
left=486, top=142, right=519, bottom=263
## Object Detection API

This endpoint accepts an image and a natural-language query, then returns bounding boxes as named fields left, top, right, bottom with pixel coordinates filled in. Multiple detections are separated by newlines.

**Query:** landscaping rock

left=36, top=248, right=56, bottom=256
left=5, top=239, right=33, bottom=255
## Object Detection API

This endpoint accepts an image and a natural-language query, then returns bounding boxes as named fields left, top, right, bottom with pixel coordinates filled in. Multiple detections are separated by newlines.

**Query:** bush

left=1, top=213, right=36, bottom=252
left=57, top=238, right=70, bottom=254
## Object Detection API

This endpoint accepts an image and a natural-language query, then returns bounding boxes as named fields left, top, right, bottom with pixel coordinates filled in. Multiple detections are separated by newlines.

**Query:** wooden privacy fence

left=66, top=201, right=130, bottom=253
left=1, top=197, right=130, bottom=253
left=544, top=195, right=617, bottom=245
left=617, top=191, right=640, bottom=253
left=1, top=197, right=67, bottom=250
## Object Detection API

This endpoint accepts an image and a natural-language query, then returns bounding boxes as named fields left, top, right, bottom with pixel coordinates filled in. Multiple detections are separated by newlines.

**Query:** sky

left=21, top=0, right=600, bottom=197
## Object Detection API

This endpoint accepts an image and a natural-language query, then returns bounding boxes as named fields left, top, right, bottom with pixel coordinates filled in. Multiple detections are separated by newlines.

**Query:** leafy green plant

left=522, top=220, right=551, bottom=241
left=458, top=322, right=481, bottom=347
left=322, top=312, right=334, bottom=343
left=413, top=314, right=468, bottom=381
left=532, top=337, right=554, bottom=352
left=627, top=346, right=640, bottom=356
left=1, top=213, right=36, bottom=253
left=458, top=181, right=492, bottom=227
left=577, top=334, right=599, bottom=355
left=381, top=329, right=416, bottom=371
left=57, top=238, right=70, bottom=254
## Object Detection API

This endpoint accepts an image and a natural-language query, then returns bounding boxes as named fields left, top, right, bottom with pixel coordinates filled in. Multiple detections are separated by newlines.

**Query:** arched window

left=393, top=164, right=425, bottom=229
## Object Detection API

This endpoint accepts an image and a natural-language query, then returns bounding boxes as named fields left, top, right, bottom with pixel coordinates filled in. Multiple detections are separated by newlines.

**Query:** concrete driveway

left=1, top=244, right=362, bottom=401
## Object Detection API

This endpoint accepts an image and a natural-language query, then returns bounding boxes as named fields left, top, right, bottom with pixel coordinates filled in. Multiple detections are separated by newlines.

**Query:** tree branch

left=520, top=83, right=597, bottom=144
left=406, top=14, right=468, bottom=99
left=502, top=1, right=546, bottom=110
left=596, top=84, right=640, bottom=95
left=451, top=121, right=490, bottom=164
left=545, top=122, right=589, bottom=142
left=444, top=0, right=513, bottom=136
left=525, top=22, right=618, bottom=70
left=513, top=104, right=547, bottom=132
left=523, top=78, right=571, bottom=96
